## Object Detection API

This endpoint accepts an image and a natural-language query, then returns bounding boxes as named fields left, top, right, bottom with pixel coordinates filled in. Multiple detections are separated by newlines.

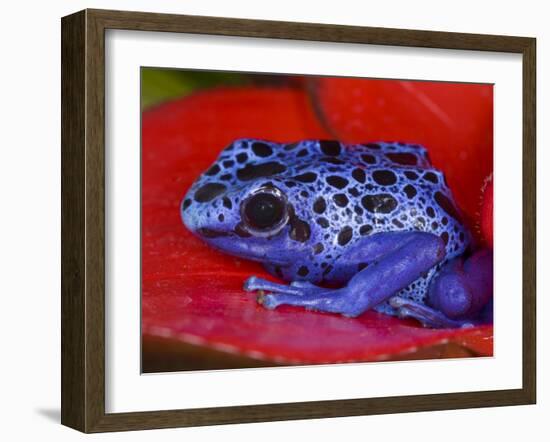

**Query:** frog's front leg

left=390, top=249, right=493, bottom=328
left=245, top=232, right=445, bottom=317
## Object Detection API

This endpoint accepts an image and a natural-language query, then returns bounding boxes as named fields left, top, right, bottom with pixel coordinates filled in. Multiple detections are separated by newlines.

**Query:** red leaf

left=142, top=85, right=493, bottom=370
left=143, top=274, right=493, bottom=365
left=311, top=77, right=493, bottom=231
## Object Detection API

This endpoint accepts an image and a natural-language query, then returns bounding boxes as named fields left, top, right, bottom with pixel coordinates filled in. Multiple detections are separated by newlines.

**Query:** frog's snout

left=181, top=196, right=214, bottom=235
left=180, top=195, right=233, bottom=240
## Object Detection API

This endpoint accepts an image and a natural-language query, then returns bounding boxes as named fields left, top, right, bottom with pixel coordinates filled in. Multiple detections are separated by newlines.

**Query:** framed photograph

left=61, top=9, right=536, bottom=433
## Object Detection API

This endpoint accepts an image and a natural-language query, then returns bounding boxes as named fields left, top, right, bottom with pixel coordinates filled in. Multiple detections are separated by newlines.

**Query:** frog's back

left=217, top=139, right=433, bottom=171
left=203, top=138, right=432, bottom=188
left=264, top=139, right=468, bottom=261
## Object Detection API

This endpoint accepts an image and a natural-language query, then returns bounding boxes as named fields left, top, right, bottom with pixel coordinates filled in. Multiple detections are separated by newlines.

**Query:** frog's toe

left=257, top=293, right=281, bottom=310
left=243, top=276, right=261, bottom=291
left=257, top=292, right=312, bottom=310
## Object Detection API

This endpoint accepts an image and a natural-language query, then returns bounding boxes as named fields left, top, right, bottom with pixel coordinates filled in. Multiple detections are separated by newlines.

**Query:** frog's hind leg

left=245, top=232, right=446, bottom=317
left=391, top=249, right=493, bottom=328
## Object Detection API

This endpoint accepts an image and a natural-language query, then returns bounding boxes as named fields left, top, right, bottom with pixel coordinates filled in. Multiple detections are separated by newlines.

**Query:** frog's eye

left=241, top=187, right=288, bottom=236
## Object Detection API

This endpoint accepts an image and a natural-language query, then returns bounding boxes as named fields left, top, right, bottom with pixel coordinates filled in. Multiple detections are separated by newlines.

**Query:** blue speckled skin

left=181, top=139, right=493, bottom=328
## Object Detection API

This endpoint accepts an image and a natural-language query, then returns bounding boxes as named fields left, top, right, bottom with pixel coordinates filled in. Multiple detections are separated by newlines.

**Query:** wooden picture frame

left=61, top=8, right=536, bottom=433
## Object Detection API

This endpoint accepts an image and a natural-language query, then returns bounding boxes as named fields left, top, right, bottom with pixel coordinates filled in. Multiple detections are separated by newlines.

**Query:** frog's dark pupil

left=244, top=193, right=284, bottom=230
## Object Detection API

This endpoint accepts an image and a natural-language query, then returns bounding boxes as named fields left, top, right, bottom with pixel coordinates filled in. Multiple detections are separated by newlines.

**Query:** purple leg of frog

left=390, top=249, right=493, bottom=328
left=244, top=232, right=492, bottom=328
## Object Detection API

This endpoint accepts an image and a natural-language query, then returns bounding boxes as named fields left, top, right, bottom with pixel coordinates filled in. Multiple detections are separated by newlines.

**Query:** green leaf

left=141, top=68, right=247, bottom=109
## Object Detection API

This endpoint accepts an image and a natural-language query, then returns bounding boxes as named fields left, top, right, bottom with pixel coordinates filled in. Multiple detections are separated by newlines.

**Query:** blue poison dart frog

left=181, top=139, right=493, bottom=328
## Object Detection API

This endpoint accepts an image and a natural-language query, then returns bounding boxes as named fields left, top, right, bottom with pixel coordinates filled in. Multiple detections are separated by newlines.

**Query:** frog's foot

left=244, top=276, right=337, bottom=310
left=389, top=296, right=475, bottom=329
left=244, top=276, right=324, bottom=296
left=258, top=286, right=351, bottom=315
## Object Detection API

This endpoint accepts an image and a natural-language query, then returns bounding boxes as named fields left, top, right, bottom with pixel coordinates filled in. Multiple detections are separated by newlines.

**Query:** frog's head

left=181, top=178, right=311, bottom=266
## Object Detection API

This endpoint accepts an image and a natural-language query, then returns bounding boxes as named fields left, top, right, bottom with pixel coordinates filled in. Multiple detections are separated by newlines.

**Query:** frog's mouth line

left=195, top=228, right=290, bottom=266
left=196, top=227, right=229, bottom=238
